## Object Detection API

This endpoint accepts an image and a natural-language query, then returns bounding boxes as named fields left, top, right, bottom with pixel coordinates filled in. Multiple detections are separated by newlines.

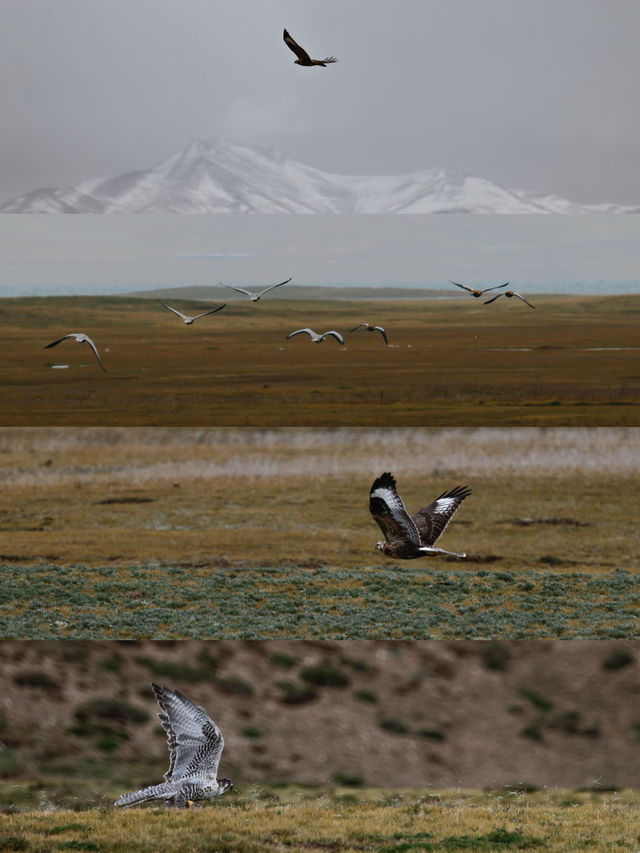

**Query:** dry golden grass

left=0, top=427, right=638, bottom=571
left=0, top=294, right=639, bottom=425
left=2, top=789, right=640, bottom=852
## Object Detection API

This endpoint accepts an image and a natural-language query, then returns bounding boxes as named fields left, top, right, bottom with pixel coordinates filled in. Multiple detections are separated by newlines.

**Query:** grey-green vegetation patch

left=1, top=563, right=639, bottom=639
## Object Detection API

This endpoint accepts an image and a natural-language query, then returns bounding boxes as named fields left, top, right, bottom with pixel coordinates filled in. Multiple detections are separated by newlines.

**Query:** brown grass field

left=0, top=293, right=638, bottom=426
left=2, top=790, right=640, bottom=852
left=1, top=427, right=638, bottom=572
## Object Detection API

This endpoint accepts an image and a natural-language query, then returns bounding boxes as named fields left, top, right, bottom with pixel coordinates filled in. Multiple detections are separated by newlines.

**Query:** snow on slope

left=1, top=138, right=637, bottom=214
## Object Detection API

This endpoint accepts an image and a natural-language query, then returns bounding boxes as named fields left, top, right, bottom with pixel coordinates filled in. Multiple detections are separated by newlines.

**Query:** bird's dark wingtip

left=371, top=471, right=396, bottom=492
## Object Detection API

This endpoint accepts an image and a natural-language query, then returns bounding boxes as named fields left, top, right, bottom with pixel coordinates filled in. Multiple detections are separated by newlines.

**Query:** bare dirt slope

left=1, top=640, right=640, bottom=796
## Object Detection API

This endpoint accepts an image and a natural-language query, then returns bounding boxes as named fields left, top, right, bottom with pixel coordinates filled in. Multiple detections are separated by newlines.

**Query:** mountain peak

left=1, top=138, right=636, bottom=214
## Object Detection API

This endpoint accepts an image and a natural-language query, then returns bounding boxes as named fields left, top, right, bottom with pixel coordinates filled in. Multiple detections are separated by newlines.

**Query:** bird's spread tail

left=114, top=782, right=175, bottom=808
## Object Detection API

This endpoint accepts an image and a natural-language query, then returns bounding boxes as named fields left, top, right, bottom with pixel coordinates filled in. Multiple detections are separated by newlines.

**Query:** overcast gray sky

left=2, top=0, right=640, bottom=205
left=1, top=215, right=639, bottom=295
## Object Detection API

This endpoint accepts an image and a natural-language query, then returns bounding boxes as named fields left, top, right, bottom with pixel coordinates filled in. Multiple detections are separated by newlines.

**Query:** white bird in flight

left=219, top=278, right=292, bottom=302
left=350, top=323, right=389, bottom=345
left=286, top=328, right=344, bottom=344
left=161, top=303, right=226, bottom=324
left=44, top=333, right=106, bottom=372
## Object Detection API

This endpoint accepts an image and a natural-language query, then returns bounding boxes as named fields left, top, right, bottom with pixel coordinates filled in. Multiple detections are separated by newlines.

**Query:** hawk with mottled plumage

left=369, top=472, right=471, bottom=559
left=114, top=684, right=232, bottom=808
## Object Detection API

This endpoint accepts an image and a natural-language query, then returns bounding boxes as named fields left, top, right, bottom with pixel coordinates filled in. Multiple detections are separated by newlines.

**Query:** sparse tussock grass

left=2, top=789, right=640, bottom=852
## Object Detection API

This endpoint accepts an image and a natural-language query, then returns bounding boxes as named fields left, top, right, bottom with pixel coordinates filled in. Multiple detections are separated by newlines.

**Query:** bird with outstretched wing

left=283, top=29, right=337, bottom=66
left=114, top=684, right=232, bottom=808
left=369, top=472, right=471, bottom=559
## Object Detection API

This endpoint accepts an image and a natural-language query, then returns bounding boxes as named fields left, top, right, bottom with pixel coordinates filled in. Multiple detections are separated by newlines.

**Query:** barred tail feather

left=114, top=782, right=174, bottom=807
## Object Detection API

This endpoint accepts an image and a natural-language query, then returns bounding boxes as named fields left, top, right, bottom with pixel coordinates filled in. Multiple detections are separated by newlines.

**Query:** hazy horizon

left=1, top=214, right=640, bottom=297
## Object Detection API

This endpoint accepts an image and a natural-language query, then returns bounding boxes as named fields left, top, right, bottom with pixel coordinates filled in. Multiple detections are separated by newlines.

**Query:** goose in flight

left=286, top=328, right=344, bottom=344
left=161, top=303, right=226, bottom=324
left=449, top=280, right=510, bottom=298
left=44, top=333, right=106, bottom=372
left=283, top=29, right=337, bottom=66
left=350, top=323, right=388, bottom=345
left=369, top=472, right=471, bottom=559
left=219, top=277, right=292, bottom=302
left=484, top=290, right=536, bottom=309
left=115, top=684, right=233, bottom=809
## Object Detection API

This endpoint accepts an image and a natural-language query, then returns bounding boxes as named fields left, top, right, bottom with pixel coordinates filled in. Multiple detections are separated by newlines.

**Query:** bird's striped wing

left=162, top=303, right=189, bottom=321
left=369, top=472, right=421, bottom=551
left=44, top=334, right=75, bottom=349
left=412, top=485, right=471, bottom=547
left=83, top=336, right=106, bottom=371
left=191, top=305, right=226, bottom=321
left=283, top=29, right=312, bottom=63
left=448, top=280, right=473, bottom=293
left=482, top=282, right=510, bottom=293
left=257, top=278, right=292, bottom=297
left=286, top=328, right=314, bottom=339
left=513, top=292, right=535, bottom=309
left=219, top=282, right=252, bottom=297
left=152, top=684, right=224, bottom=784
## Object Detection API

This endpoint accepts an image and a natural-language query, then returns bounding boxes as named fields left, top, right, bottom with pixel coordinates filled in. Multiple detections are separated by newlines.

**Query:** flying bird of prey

left=449, top=280, right=510, bottom=298
left=283, top=29, right=337, bottom=66
left=114, top=684, right=232, bottom=809
left=350, top=323, right=389, bottom=345
left=219, top=277, right=292, bottom=302
left=286, top=328, right=344, bottom=344
left=369, top=472, right=471, bottom=559
left=484, top=290, right=536, bottom=309
left=161, top=303, right=226, bottom=324
left=44, top=333, right=106, bottom=372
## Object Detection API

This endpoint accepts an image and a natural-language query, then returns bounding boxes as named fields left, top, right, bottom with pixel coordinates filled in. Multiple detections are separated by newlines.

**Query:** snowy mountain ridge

left=2, top=138, right=637, bottom=214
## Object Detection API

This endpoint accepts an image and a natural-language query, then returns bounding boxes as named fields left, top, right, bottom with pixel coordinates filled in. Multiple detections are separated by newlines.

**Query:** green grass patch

left=1, top=564, right=639, bottom=639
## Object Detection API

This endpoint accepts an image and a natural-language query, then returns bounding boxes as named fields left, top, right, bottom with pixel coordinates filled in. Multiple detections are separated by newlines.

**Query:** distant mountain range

left=2, top=138, right=638, bottom=214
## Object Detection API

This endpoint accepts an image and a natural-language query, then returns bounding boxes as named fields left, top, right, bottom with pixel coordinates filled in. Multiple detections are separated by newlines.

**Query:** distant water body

left=2, top=280, right=639, bottom=298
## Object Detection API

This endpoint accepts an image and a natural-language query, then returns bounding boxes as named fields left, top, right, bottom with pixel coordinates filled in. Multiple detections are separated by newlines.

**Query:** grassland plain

left=0, top=427, right=637, bottom=639
left=0, top=293, right=638, bottom=426
left=2, top=791, right=640, bottom=852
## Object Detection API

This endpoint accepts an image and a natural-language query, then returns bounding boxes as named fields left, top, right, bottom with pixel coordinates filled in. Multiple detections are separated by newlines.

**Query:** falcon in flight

left=219, top=277, right=292, bottom=302
left=161, top=303, right=226, bottom=324
left=484, top=290, right=536, bottom=309
left=449, top=280, right=510, bottom=298
left=283, top=29, right=337, bottom=66
left=114, top=684, right=233, bottom=808
left=369, top=472, right=471, bottom=559
left=44, top=333, right=106, bottom=372
left=350, top=323, right=389, bottom=345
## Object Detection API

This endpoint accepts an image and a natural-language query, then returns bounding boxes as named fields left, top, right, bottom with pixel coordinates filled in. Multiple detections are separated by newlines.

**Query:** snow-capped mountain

left=1, top=138, right=637, bottom=214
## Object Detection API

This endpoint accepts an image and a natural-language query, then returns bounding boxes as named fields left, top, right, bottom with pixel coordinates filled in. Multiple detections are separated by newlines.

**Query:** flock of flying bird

left=43, top=277, right=534, bottom=371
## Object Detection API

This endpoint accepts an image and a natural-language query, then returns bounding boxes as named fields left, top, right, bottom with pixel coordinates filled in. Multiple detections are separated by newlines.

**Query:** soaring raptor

left=283, top=29, right=337, bottom=66
left=369, top=472, right=471, bottom=559
left=114, top=684, right=232, bottom=808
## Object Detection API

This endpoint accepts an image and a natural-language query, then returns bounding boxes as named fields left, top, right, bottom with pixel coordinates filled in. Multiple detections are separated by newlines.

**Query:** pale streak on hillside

left=0, top=427, right=638, bottom=489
